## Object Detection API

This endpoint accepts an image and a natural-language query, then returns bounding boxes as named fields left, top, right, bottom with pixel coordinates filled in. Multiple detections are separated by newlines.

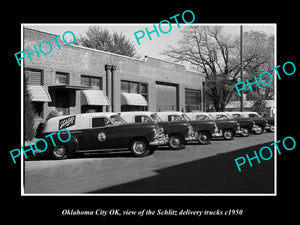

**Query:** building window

left=55, top=72, right=69, bottom=85
left=185, top=88, right=201, bottom=112
left=91, top=77, right=101, bottom=89
left=140, top=83, right=148, bottom=101
left=130, top=82, right=139, bottom=93
left=25, top=68, right=43, bottom=85
left=81, top=105, right=103, bottom=113
left=121, top=80, right=148, bottom=111
left=121, top=80, right=147, bottom=96
left=81, top=76, right=90, bottom=86
left=121, top=81, right=130, bottom=93
left=81, top=75, right=102, bottom=90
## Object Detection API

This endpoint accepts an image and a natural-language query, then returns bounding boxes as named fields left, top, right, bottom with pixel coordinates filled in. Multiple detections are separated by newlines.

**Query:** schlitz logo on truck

left=59, top=116, right=76, bottom=130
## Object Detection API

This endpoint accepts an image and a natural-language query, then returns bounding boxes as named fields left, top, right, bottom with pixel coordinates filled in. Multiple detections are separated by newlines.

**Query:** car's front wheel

left=254, top=125, right=264, bottom=134
left=51, top=145, right=68, bottom=160
left=266, top=125, right=275, bottom=133
left=241, top=127, right=250, bottom=137
left=169, top=134, right=184, bottom=150
left=197, top=131, right=211, bottom=144
left=223, top=129, right=234, bottom=140
left=130, top=138, right=150, bottom=157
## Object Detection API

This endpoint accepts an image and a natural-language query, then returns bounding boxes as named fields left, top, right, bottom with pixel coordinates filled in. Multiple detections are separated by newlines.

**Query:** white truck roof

left=43, top=112, right=120, bottom=133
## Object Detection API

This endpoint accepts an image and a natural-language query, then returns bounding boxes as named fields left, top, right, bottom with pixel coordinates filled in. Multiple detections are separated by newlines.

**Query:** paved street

left=24, top=133, right=275, bottom=194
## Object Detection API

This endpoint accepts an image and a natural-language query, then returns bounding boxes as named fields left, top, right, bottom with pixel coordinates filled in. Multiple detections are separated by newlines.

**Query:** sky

left=25, top=23, right=275, bottom=62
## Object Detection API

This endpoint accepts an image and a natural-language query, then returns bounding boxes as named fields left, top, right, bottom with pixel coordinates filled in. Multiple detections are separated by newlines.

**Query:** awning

left=81, top=90, right=110, bottom=106
left=121, top=92, right=148, bottom=106
left=27, top=85, right=52, bottom=102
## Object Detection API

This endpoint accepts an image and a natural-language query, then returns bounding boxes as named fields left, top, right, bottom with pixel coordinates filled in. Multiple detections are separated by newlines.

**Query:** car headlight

left=160, top=126, right=164, bottom=133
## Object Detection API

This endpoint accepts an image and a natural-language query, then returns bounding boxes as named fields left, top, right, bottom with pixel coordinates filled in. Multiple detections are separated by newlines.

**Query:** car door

left=88, top=117, right=117, bottom=150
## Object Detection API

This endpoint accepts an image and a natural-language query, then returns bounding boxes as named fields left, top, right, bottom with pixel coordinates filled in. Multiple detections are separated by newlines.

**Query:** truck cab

left=210, top=112, right=253, bottom=137
left=120, top=111, right=195, bottom=150
left=226, top=111, right=259, bottom=135
left=239, top=111, right=267, bottom=134
left=156, top=111, right=217, bottom=145
left=185, top=112, right=238, bottom=140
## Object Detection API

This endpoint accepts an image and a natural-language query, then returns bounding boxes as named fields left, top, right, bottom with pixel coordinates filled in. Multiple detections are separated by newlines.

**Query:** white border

left=21, top=23, right=277, bottom=196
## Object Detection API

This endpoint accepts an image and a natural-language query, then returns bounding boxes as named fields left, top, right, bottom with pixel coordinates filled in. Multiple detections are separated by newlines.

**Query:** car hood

left=118, top=122, right=156, bottom=130
left=158, top=121, right=189, bottom=127
left=189, top=120, right=215, bottom=125
left=215, top=119, right=237, bottom=124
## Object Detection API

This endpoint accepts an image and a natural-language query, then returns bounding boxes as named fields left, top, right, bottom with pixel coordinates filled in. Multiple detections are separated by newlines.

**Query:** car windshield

left=207, top=114, right=217, bottom=120
left=150, top=114, right=163, bottom=123
left=168, top=115, right=184, bottom=122
left=110, top=115, right=126, bottom=125
left=249, top=113, right=262, bottom=118
left=182, top=113, right=191, bottom=121
left=196, top=115, right=211, bottom=121
left=231, top=113, right=244, bottom=119
left=214, top=114, right=229, bottom=120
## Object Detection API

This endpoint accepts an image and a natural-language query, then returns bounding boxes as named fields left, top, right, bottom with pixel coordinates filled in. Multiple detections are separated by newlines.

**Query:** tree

left=24, top=76, right=35, bottom=141
left=248, top=92, right=267, bottom=113
left=76, top=26, right=137, bottom=57
left=162, top=26, right=274, bottom=111
left=240, top=32, right=275, bottom=99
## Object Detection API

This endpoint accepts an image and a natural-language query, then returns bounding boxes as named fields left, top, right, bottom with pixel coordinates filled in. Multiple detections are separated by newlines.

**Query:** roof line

left=23, top=27, right=201, bottom=74
left=24, top=27, right=145, bottom=62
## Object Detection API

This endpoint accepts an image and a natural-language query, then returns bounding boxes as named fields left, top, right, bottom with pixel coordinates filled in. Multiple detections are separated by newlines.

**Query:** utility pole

left=240, top=25, right=243, bottom=112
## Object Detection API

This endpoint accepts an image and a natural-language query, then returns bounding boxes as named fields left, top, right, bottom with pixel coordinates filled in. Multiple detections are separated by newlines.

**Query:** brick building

left=24, top=27, right=205, bottom=122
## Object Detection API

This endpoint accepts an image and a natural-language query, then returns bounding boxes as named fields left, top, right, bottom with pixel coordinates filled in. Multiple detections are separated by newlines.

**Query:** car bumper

left=149, top=134, right=169, bottom=146
left=235, top=128, right=243, bottom=135
left=185, top=132, right=198, bottom=141
left=265, top=124, right=273, bottom=129
left=252, top=125, right=261, bottom=133
left=212, top=129, right=223, bottom=137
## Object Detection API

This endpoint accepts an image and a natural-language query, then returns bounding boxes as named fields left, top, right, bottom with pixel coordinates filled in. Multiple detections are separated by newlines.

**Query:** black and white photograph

left=4, top=5, right=298, bottom=224
left=21, top=23, right=276, bottom=195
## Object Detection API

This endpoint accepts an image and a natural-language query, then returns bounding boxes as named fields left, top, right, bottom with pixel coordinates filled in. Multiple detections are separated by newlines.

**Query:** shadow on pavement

left=26, top=146, right=179, bottom=161
left=88, top=142, right=274, bottom=194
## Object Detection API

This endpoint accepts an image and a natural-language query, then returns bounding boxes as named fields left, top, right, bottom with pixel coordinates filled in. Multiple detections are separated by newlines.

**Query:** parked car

left=209, top=112, right=253, bottom=137
left=185, top=112, right=239, bottom=140
left=156, top=111, right=217, bottom=144
left=120, top=111, right=196, bottom=150
left=39, top=113, right=169, bottom=159
left=239, top=112, right=267, bottom=134
left=226, top=111, right=260, bottom=135
left=264, top=117, right=275, bottom=132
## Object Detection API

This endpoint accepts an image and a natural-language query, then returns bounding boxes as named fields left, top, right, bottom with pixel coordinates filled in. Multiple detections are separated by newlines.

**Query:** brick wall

left=23, top=27, right=205, bottom=117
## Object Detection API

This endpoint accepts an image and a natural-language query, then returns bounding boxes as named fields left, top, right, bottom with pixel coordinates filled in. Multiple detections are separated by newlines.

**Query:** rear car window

left=168, top=115, right=183, bottom=122
left=196, top=115, right=209, bottom=120
left=249, top=114, right=257, bottom=118
left=92, top=117, right=110, bottom=128
left=135, top=116, right=152, bottom=123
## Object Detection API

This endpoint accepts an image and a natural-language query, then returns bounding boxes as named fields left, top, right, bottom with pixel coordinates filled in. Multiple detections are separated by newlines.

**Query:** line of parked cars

left=37, top=111, right=274, bottom=160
